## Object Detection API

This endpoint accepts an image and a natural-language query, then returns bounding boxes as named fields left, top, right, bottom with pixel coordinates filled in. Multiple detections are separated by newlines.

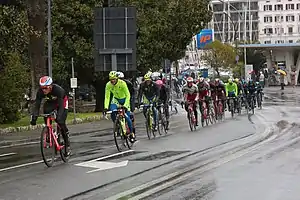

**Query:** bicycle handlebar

left=40, top=111, right=57, bottom=118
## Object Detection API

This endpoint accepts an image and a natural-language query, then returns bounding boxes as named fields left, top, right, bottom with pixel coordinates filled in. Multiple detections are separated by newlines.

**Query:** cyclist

left=156, top=79, right=170, bottom=130
left=117, top=71, right=136, bottom=134
left=30, top=76, right=70, bottom=156
left=197, top=77, right=211, bottom=118
left=225, top=78, right=238, bottom=111
left=234, top=78, right=244, bottom=96
left=215, top=79, right=226, bottom=111
left=182, top=77, right=199, bottom=126
left=245, top=79, right=258, bottom=107
left=104, top=71, right=135, bottom=143
left=138, top=72, right=160, bottom=131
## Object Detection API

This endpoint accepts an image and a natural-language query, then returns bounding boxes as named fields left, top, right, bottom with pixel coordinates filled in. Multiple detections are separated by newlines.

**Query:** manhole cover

left=131, top=150, right=190, bottom=161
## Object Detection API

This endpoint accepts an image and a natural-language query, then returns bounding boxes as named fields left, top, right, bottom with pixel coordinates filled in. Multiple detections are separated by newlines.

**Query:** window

left=277, top=0, right=281, bottom=2
left=266, top=0, right=270, bottom=2
left=264, top=16, right=273, bottom=22
left=275, top=15, right=283, bottom=22
left=276, top=40, right=284, bottom=44
left=286, top=4, right=295, bottom=10
left=288, top=27, right=293, bottom=34
left=264, top=28, right=273, bottom=34
left=289, top=40, right=293, bottom=43
left=288, top=0, right=292, bottom=1
left=264, top=5, right=272, bottom=11
left=275, top=4, right=283, bottom=10
left=297, top=3, right=300, bottom=9
left=286, top=15, right=295, bottom=22
left=264, top=40, right=271, bottom=44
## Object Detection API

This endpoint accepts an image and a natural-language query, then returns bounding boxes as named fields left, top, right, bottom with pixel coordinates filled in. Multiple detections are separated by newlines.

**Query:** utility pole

left=47, top=0, right=52, bottom=77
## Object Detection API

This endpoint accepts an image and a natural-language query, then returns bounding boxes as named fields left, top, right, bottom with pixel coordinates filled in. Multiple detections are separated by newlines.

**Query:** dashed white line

left=0, top=152, right=16, bottom=157
left=0, top=160, right=43, bottom=173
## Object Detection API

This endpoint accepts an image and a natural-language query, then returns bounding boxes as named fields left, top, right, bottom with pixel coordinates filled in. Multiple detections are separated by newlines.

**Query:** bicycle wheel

left=210, top=105, right=217, bottom=124
left=257, top=94, right=262, bottom=109
left=114, top=120, right=125, bottom=152
left=150, top=110, right=156, bottom=138
left=58, top=130, right=69, bottom=163
left=251, top=98, right=255, bottom=114
left=145, top=113, right=152, bottom=140
left=230, top=99, right=234, bottom=118
left=40, top=127, right=55, bottom=167
left=157, top=109, right=162, bottom=135
left=188, top=110, right=194, bottom=131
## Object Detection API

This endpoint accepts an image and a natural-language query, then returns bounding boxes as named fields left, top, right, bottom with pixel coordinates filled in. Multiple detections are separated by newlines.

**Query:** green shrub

left=0, top=53, right=29, bottom=123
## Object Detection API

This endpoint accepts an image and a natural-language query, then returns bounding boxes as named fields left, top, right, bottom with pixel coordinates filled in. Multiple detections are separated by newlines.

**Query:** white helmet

left=39, top=76, right=53, bottom=86
left=117, top=72, right=124, bottom=78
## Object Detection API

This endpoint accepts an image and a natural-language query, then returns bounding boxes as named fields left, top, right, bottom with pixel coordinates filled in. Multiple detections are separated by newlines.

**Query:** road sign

left=94, top=7, right=137, bottom=72
left=196, top=29, right=214, bottom=49
left=70, top=78, right=77, bottom=88
left=245, top=64, right=253, bottom=80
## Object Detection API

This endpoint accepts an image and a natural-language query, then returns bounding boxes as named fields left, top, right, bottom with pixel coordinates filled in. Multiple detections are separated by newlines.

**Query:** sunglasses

left=41, top=86, right=50, bottom=90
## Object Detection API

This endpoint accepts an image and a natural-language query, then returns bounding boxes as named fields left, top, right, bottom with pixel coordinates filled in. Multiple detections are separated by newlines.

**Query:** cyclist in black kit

left=30, top=76, right=70, bottom=156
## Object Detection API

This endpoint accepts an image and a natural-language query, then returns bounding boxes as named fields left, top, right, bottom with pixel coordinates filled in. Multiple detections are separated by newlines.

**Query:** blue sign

left=196, top=29, right=214, bottom=49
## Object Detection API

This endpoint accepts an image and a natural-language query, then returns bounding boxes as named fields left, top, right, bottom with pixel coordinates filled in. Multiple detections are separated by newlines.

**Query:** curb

left=0, top=112, right=142, bottom=147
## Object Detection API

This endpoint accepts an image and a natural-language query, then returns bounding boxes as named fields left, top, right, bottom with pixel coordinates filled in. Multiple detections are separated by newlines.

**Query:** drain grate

left=130, top=150, right=190, bottom=161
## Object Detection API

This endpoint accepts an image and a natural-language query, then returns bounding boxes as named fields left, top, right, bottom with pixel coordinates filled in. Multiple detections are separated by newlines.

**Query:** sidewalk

left=263, top=86, right=300, bottom=95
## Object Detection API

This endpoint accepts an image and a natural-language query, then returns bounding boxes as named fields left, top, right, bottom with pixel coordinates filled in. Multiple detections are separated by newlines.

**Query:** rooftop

left=239, top=43, right=300, bottom=50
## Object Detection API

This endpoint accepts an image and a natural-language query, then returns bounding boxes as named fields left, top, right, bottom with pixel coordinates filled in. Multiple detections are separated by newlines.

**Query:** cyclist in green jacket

left=104, top=71, right=135, bottom=142
left=225, top=78, right=238, bottom=112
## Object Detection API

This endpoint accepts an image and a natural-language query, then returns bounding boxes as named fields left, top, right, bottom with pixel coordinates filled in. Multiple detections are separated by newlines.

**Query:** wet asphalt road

left=0, top=92, right=300, bottom=200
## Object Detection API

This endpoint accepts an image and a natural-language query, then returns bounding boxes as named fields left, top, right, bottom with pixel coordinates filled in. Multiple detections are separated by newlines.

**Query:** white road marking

left=0, top=152, right=16, bottom=157
left=75, top=150, right=133, bottom=173
left=0, top=160, right=43, bottom=173
left=82, top=149, right=134, bottom=163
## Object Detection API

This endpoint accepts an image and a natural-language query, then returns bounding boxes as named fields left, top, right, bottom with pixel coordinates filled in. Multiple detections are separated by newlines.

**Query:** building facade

left=210, top=0, right=259, bottom=43
left=258, top=0, right=300, bottom=44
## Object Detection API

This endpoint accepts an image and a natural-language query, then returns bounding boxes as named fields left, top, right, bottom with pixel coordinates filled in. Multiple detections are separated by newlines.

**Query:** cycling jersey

left=138, top=81, right=159, bottom=103
left=225, top=82, right=238, bottom=96
left=123, top=79, right=135, bottom=96
left=182, top=83, right=198, bottom=102
left=158, top=84, right=170, bottom=102
left=33, top=84, right=68, bottom=121
left=104, top=79, right=131, bottom=110
left=197, top=81, right=210, bottom=99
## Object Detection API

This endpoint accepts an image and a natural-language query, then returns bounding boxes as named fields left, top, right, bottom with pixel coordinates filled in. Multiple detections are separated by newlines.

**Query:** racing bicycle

left=40, top=111, right=69, bottom=167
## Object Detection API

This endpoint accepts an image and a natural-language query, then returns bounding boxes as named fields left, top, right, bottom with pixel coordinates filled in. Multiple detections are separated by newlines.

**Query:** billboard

left=196, top=29, right=214, bottom=49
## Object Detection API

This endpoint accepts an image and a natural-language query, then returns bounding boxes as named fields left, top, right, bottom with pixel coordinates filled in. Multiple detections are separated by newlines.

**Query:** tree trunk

left=26, top=0, right=46, bottom=99
left=93, top=73, right=108, bottom=112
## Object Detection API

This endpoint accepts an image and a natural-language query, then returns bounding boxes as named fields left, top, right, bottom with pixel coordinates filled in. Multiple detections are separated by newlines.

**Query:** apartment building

left=210, top=0, right=259, bottom=42
left=259, top=0, right=300, bottom=44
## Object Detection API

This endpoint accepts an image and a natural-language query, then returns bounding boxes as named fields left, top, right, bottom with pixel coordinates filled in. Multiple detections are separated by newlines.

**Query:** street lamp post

left=47, top=0, right=52, bottom=77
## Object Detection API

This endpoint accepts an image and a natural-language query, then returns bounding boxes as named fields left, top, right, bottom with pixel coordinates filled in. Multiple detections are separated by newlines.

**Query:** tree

left=202, top=40, right=236, bottom=77
left=120, top=0, right=211, bottom=71
left=26, top=0, right=47, bottom=98
left=0, top=53, right=29, bottom=123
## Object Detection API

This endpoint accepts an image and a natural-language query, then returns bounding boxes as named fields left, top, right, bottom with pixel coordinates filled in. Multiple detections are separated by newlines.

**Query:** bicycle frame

left=45, top=116, right=62, bottom=151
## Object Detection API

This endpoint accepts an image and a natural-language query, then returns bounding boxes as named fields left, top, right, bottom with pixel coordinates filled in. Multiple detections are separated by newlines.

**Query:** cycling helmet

left=155, top=80, right=163, bottom=88
left=117, top=71, right=124, bottom=78
left=187, top=77, right=193, bottom=83
left=234, top=78, right=239, bottom=82
left=39, top=76, right=53, bottom=86
left=199, top=77, right=204, bottom=83
left=206, top=78, right=210, bottom=82
left=109, top=71, right=118, bottom=80
left=228, top=78, right=233, bottom=83
left=144, top=72, right=152, bottom=81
